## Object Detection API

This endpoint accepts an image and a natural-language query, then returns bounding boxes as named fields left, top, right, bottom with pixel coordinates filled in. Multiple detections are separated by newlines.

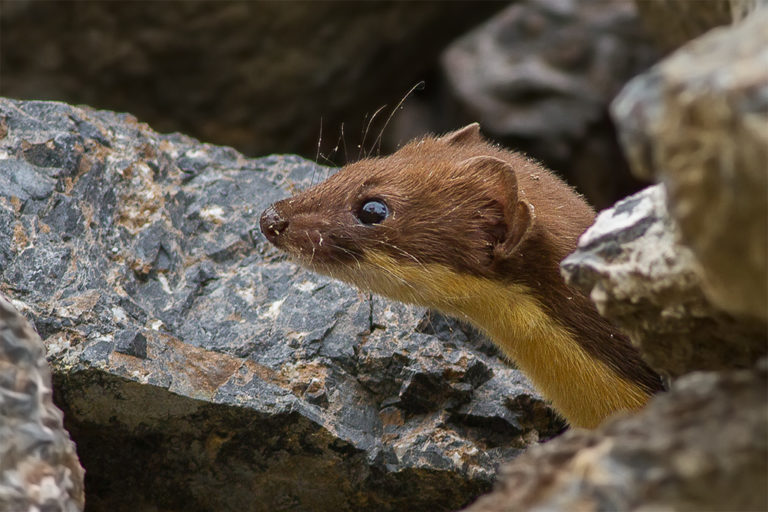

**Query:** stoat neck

left=445, top=284, right=650, bottom=428
left=359, top=253, right=651, bottom=428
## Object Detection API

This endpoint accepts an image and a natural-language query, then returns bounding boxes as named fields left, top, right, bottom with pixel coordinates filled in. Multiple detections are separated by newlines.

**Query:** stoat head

left=260, top=123, right=537, bottom=304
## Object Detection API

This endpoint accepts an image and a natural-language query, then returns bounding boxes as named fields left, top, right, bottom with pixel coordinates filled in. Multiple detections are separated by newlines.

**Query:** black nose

left=260, top=205, right=288, bottom=245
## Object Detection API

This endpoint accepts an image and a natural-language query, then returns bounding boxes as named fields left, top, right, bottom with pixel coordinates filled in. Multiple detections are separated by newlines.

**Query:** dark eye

left=357, top=199, right=389, bottom=225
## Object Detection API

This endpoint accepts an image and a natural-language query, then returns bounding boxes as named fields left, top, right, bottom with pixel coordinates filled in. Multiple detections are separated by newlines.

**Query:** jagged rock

left=0, top=1, right=502, bottom=158
left=634, top=0, right=760, bottom=52
left=0, top=294, right=85, bottom=511
left=464, top=361, right=768, bottom=512
left=561, top=185, right=767, bottom=378
left=612, top=7, right=768, bottom=322
left=441, top=0, right=658, bottom=207
left=0, top=98, right=564, bottom=511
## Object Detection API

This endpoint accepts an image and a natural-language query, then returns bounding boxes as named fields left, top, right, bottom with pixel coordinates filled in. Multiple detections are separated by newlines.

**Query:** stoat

left=259, top=123, right=663, bottom=428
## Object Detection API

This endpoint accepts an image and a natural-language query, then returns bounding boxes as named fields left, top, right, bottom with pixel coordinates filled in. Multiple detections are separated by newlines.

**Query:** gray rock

left=561, top=185, right=767, bottom=378
left=0, top=98, right=563, bottom=511
left=464, top=361, right=768, bottom=512
left=0, top=294, right=85, bottom=512
left=612, top=7, right=768, bottom=322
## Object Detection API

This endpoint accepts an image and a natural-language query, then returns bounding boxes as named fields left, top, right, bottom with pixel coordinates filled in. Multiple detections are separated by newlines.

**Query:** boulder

left=634, top=0, right=760, bottom=52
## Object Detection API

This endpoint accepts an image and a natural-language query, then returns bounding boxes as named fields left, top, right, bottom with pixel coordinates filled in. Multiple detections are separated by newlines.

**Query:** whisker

left=372, top=81, right=425, bottom=156
left=357, top=111, right=369, bottom=162
left=340, top=122, right=349, bottom=165
left=369, top=239, right=423, bottom=268
left=315, top=117, right=323, bottom=161
left=361, top=104, right=388, bottom=159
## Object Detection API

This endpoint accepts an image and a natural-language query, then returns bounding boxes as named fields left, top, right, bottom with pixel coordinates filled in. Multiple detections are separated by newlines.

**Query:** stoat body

left=260, top=123, right=663, bottom=428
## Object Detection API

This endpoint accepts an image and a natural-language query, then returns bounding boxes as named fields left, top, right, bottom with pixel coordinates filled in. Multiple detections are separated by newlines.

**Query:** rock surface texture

left=0, top=294, right=85, bottom=511
left=562, top=185, right=767, bottom=378
left=0, top=98, right=563, bottom=512
left=441, top=0, right=658, bottom=207
left=613, top=6, right=768, bottom=322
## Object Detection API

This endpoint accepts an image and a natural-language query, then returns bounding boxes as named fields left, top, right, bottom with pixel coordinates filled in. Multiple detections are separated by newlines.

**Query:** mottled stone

left=0, top=98, right=563, bottom=511
left=0, top=294, right=85, bottom=512
left=612, top=7, right=768, bottom=322
left=562, top=185, right=767, bottom=378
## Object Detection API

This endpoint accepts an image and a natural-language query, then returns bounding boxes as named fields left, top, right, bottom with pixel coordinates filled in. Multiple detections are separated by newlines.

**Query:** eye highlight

left=357, top=199, right=389, bottom=225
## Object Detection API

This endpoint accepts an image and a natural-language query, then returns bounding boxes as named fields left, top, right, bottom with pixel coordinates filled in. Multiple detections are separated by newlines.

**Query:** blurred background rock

left=2, top=0, right=661, bottom=208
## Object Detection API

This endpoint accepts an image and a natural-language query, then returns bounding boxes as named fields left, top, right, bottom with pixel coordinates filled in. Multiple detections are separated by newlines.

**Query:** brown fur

left=261, top=123, right=663, bottom=426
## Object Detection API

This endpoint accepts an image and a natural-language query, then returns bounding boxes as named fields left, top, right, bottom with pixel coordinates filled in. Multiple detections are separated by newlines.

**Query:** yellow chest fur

left=339, top=253, right=650, bottom=429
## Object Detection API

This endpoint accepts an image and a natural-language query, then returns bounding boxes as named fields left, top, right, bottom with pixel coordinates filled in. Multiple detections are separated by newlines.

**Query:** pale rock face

left=562, top=184, right=767, bottom=378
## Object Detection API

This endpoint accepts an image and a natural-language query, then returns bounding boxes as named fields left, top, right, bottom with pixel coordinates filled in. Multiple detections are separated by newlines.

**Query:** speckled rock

left=441, top=0, right=658, bottom=207
left=0, top=98, right=563, bottom=512
left=561, top=185, right=767, bottom=378
left=0, top=294, right=84, bottom=512
left=612, top=6, right=768, bottom=322
left=464, top=361, right=768, bottom=512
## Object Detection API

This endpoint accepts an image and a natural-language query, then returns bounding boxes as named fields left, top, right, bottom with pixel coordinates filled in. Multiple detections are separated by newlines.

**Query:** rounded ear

left=456, top=155, right=519, bottom=202
left=437, top=123, right=483, bottom=146
left=455, top=155, right=536, bottom=258
left=500, top=200, right=535, bottom=256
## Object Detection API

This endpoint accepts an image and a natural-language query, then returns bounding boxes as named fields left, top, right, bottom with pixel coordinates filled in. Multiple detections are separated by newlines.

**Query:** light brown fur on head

left=261, top=123, right=663, bottom=428
left=262, top=123, right=591, bottom=276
